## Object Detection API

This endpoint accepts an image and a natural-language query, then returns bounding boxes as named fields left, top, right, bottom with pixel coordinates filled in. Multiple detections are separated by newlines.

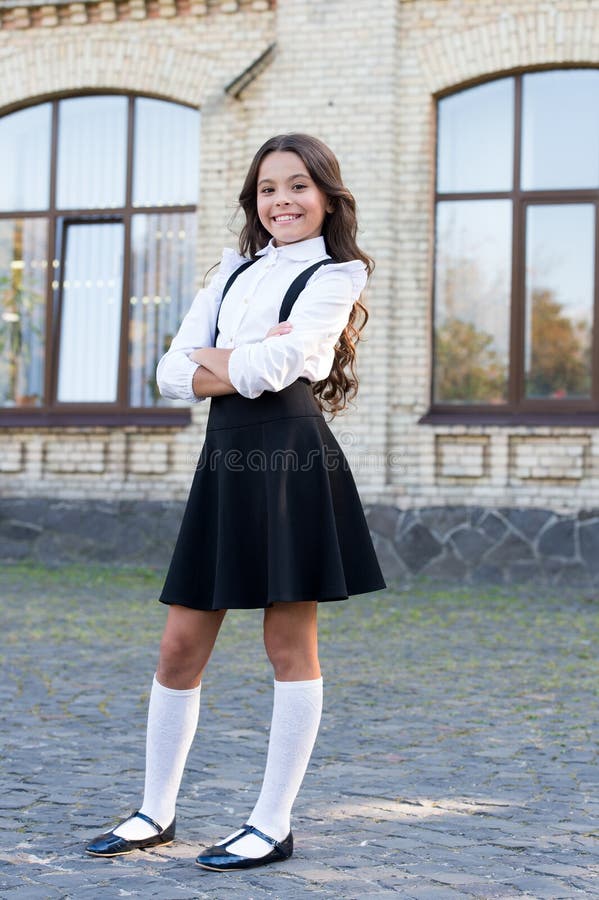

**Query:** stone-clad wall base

left=2, top=499, right=599, bottom=587
left=366, top=505, right=599, bottom=588
left=0, top=498, right=185, bottom=570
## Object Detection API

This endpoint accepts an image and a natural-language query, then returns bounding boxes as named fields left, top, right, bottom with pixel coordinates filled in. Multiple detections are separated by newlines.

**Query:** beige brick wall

left=388, top=0, right=599, bottom=513
left=0, top=1, right=275, bottom=501
left=1, top=0, right=599, bottom=513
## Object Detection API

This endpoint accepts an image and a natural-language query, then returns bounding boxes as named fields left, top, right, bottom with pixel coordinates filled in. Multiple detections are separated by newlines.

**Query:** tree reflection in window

left=435, top=319, right=505, bottom=404
left=434, top=69, right=599, bottom=413
left=0, top=219, right=47, bottom=407
left=433, top=200, right=511, bottom=404
left=527, top=289, right=591, bottom=398
left=525, top=203, right=594, bottom=400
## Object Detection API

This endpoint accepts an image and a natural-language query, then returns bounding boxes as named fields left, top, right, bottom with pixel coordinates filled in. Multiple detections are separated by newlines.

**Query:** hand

left=189, top=349, right=204, bottom=364
left=265, top=321, right=293, bottom=339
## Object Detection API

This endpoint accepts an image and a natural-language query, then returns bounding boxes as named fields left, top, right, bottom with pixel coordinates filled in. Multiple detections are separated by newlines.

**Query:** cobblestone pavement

left=0, top=563, right=598, bottom=899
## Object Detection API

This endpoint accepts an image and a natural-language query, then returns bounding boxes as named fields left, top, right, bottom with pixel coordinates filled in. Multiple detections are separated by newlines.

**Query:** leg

left=88, top=606, right=226, bottom=852
left=201, top=602, right=323, bottom=865
left=263, top=600, right=321, bottom=682
left=251, top=601, right=323, bottom=835
left=157, top=604, right=227, bottom=689
left=125, top=605, right=226, bottom=831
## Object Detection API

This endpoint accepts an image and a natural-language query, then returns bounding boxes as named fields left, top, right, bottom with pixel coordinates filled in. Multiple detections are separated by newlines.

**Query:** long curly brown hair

left=237, top=133, right=374, bottom=417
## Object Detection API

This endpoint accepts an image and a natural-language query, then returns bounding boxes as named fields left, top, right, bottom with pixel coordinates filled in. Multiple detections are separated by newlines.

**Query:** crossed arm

left=189, top=348, right=236, bottom=398
left=189, top=321, right=293, bottom=398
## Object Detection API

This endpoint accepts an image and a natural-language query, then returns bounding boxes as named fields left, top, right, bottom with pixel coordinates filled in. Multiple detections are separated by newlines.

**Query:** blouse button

left=243, top=297, right=249, bottom=304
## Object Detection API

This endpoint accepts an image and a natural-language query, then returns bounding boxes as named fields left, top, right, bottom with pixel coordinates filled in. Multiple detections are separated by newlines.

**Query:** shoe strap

left=240, top=822, right=278, bottom=848
left=132, top=810, right=163, bottom=834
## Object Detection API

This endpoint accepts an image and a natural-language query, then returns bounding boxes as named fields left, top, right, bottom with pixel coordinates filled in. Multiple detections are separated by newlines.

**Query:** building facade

left=2, top=0, right=599, bottom=582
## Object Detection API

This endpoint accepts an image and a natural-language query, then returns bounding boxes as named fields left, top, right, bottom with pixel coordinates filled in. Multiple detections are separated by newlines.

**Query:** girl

left=86, top=133, right=386, bottom=871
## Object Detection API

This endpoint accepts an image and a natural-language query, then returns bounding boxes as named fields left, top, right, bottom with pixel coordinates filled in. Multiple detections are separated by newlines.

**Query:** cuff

left=157, top=352, right=203, bottom=403
left=186, top=357, right=204, bottom=402
left=228, top=345, right=264, bottom=400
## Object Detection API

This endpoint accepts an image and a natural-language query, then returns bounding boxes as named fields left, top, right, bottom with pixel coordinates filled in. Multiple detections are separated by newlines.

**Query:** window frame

left=423, top=65, right=599, bottom=426
left=0, top=90, right=198, bottom=427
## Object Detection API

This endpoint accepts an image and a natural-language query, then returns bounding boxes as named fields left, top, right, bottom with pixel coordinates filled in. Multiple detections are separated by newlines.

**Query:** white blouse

left=155, top=235, right=368, bottom=402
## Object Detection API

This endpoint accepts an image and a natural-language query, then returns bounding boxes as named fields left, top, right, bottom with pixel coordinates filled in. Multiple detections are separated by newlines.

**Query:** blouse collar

left=256, top=235, right=329, bottom=261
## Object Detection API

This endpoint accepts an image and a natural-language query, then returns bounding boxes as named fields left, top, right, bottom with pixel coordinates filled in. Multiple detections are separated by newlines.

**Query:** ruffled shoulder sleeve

left=208, top=247, right=250, bottom=296
left=307, top=259, right=368, bottom=302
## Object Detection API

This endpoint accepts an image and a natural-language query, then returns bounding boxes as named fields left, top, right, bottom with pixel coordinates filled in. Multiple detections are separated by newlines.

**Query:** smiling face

left=257, top=150, right=332, bottom=247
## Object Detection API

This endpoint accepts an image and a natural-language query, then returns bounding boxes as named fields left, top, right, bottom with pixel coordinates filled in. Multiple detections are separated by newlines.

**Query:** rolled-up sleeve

left=156, top=249, right=247, bottom=402
left=156, top=348, right=203, bottom=403
left=228, top=265, right=365, bottom=400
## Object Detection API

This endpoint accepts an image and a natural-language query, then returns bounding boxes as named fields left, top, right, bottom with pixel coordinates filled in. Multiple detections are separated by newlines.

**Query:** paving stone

left=463, top=889, right=525, bottom=899
left=504, top=874, right=579, bottom=897
left=353, top=893, right=406, bottom=899
left=1, top=567, right=598, bottom=897
left=400, top=886, right=464, bottom=899
left=1, top=887, right=63, bottom=898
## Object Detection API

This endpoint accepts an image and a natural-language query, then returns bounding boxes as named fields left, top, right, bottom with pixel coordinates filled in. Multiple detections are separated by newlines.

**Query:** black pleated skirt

left=158, top=378, right=386, bottom=610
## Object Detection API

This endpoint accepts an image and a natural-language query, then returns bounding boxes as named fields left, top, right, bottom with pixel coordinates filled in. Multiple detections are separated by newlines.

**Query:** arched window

left=0, top=94, right=199, bottom=425
left=431, top=68, right=599, bottom=422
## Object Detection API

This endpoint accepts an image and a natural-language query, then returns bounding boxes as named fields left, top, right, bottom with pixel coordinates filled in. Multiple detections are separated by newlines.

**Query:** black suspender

left=278, top=259, right=336, bottom=322
left=214, top=256, right=336, bottom=344
left=214, top=259, right=257, bottom=342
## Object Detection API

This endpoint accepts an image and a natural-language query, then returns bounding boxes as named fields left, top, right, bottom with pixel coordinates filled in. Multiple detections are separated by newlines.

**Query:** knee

left=157, top=630, right=203, bottom=687
left=264, top=634, right=291, bottom=675
left=264, top=633, right=319, bottom=681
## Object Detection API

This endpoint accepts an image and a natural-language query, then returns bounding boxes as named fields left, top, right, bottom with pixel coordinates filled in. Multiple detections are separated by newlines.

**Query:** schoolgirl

left=86, top=133, right=386, bottom=871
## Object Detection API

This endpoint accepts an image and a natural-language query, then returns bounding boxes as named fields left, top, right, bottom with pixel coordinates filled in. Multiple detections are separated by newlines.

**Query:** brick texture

left=1, top=0, right=599, bottom=514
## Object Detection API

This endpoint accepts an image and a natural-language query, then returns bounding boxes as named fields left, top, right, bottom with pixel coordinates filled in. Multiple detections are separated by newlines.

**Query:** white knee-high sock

left=113, top=674, right=201, bottom=841
left=222, top=677, right=323, bottom=858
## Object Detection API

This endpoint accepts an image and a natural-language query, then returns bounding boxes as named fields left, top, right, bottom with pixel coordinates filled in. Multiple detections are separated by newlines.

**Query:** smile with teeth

left=273, top=214, right=302, bottom=222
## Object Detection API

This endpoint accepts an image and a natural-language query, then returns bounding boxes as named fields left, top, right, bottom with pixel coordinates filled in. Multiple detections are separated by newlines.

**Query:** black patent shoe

left=85, top=810, right=176, bottom=857
left=195, top=823, right=293, bottom=871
